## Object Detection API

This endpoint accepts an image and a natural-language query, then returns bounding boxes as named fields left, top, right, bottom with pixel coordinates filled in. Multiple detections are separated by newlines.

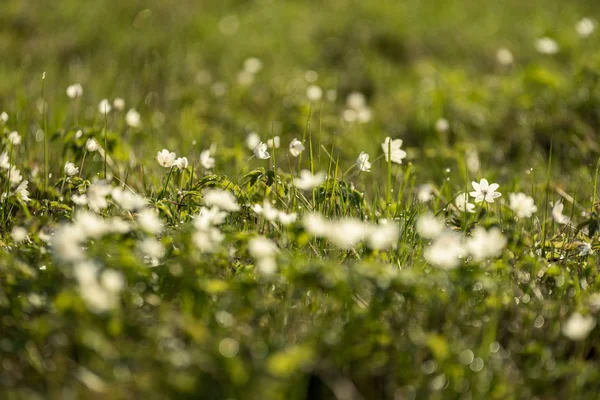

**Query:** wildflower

left=203, top=189, right=240, bottom=212
left=576, top=18, right=596, bottom=38
left=417, top=184, right=434, bottom=202
left=100, top=269, right=125, bottom=293
left=303, top=213, right=329, bottom=237
left=248, top=236, right=278, bottom=275
left=562, top=313, right=596, bottom=341
left=267, top=136, right=280, bottom=149
left=15, top=181, right=30, bottom=202
left=0, top=112, right=7, bottom=124
left=8, top=166, right=22, bottom=186
left=254, top=142, right=271, bottom=159
left=289, top=138, right=305, bottom=157
left=509, top=192, right=537, bottom=218
left=8, top=131, right=21, bottom=146
left=111, top=187, right=146, bottom=211
left=136, top=208, right=162, bottom=234
left=381, top=137, right=407, bottom=164
left=87, top=182, right=112, bottom=212
left=435, top=118, right=449, bottom=133
left=243, top=57, right=263, bottom=74
left=496, top=48, right=514, bottom=65
left=326, top=218, right=371, bottom=249
left=357, top=108, right=372, bottom=123
left=469, top=178, right=501, bottom=203
left=72, top=194, right=88, bottom=206
left=193, top=227, right=224, bottom=253
left=424, top=232, right=465, bottom=269
left=346, top=92, right=366, bottom=110
left=455, top=193, right=476, bottom=214
left=466, top=227, right=507, bottom=261
left=86, top=138, right=99, bottom=152
left=126, top=108, right=141, bottom=128
left=356, top=152, right=371, bottom=172
left=174, top=157, right=189, bottom=171
left=200, top=149, right=216, bottom=169
left=552, top=202, right=570, bottom=225
left=156, top=149, right=176, bottom=168
left=278, top=211, right=297, bottom=225
left=306, top=85, right=323, bottom=101
left=246, top=132, right=261, bottom=150
left=293, top=170, right=326, bottom=190
left=66, top=83, right=83, bottom=99
left=138, top=238, right=165, bottom=259
left=535, top=37, right=559, bottom=54
left=98, top=99, right=112, bottom=114
left=113, top=98, right=125, bottom=111
left=0, top=152, right=10, bottom=169
left=252, top=200, right=279, bottom=221
left=11, top=226, right=28, bottom=243
left=194, top=206, right=228, bottom=230
left=64, top=162, right=79, bottom=177
left=368, top=221, right=399, bottom=250
left=416, top=214, right=444, bottom=239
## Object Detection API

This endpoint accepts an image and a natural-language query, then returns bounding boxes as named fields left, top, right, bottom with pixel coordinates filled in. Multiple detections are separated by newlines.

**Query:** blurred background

left=0, top=0, right=599, bottom=188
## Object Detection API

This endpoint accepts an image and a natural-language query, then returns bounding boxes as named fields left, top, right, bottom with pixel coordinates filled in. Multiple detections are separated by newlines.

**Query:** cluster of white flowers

left=252, top=200, right=297, bottom=225
left=192, top=189, right=241, bottom=253
left=342, top=91, right=372, bottom=123
left=509, top=192, right=537, bottom=218
left=418, top=213, right=507, bottom=269
left=249, top=236, right=279, bottom=275
left=303, top=213, right=399, bottom=250
left=156, top=149, right=189, bottom=171
left=73, top=261, right=125, bottom=313
left=293, top=169, right=326, bottom=190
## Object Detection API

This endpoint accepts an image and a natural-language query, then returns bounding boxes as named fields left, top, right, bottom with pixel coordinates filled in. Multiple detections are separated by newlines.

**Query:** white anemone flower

left=8, top=131, right=21, bottom=146
left=293, top=170, right=326, bottom=191
left=66, top=83, right=83, bottom=99
left=381, top=137, right=407, bottom=164
left=576, top=18, right=596, bottom=38
left=86, top=138, right=100, bottom=152
left=156, top=149, right=176, bottom=168
left=267, top=136, right=280, bottom=149
left=469, top=178, right=501, bottom=203
left=98, top=99, right=112, bottom=114
left=466, top=227, right=507, bottom=261
left=200, top=149, right=216, bottom=170
left=416, top=214, right=445, bottom=239
left=254, top=142, right=271, bottom=159
left=203, top=189, right=240, bottom=212
left=174, top=157, right=189, bottom=171
left=455, top=193, right=476, bottom=214
left=246, top=132, right=261, bottom=150
left=126, top=108, right=141, bottom=128
left=535, top=37, right=559, bottom=54
left=424, top=232, right=465, bottom=270
left=509, top=192, right=537, bottom=218
left=562, top=313, right=596, bottom=341
left=552, top=202, right=570, bottom=225
left=113, top=98, right=125, bottom=111
left=64, top=162, right=79, bottom=177
left=289, top=138, right=305, bottom=157
left=356, top=152, right=371, bottom=172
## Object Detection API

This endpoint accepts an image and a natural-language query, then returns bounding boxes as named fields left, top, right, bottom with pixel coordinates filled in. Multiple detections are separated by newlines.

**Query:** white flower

left=381, top=137, right=407, bottom=164
left=126, top=108, right=141, bottom=128
left=254, top=142, right=271, bottom=159
left=416, top=214, right=444, bottom=239
left=306, top=85, right=323, bottom=101
left=246, top=132, right=261, bottom=150
left=174, top=157, right=189, bottom=171
left=509, top=192, right=537, bottom=218
left=496, top=48, right=514, bottom=65
left=425, top=232, right=465, bottom=269
left=248, top=236, right=278, bottom=275
left=289, top=138, right=305, bottom=157
left=346, top=92, right=366, bottom=110
left=11, top=226, right=28, bottom=243
left=469, top=178, right=501, bottom=203
left=194, top=206, right=228, bottom=230
left=203, top=189, right=240, bottom=212
left=303, top=213, right=329, bottom=237
left=193, top=228, right=224, bottom=253
left=111, top=187, right=146, bottom=211
left=278, top=211, right=297, bottom=226
left=535, top=37, right=559, bottom=54
left=87, top=182, right=112, bottom=212
left=64, top=162, right=79, bottom=177
left=98, top=99, right=112, bottom=114
left=137, top=208, right=163, bottom=234
left=8, top=131, right=21, bottom=146
left=562, top=313, right=596, bottom=341
left=113, top=98, right=125, bottom=111
left=466, top=227, right=507, bottom=261
left=0, top=112, right=8, bottom=124
left=100, top=269, right=125, bottom=293
left=156, top=149, right=176, bottom=168
left=356, top=152, right=371, bottom=172
left=8, top=166, right=22, bottom=186
left=138, top=238, right=165, bottom=259
left=455, top=193, right=476, bottom=214
left=86, top=138, right=99, bottom=152
left=0, top=152, right=10, bottom=169
left=368, top=222, right=399, bottom=250
left=293, top=170, right=326, bottom=190
left=576, top=18, right=596, bottom=38
left=252, top=200, right=279, bottom=221
left=357, top=108, right=372, bottom=123
left=552, top=202, right=570, bottom=225
left=72, top=194, right=88, bottom=206
left=417, top=184, right=434, bottom=202
left=66, top=83, right=83, bottom=99
left=243, top=57, right=263, bottom=74
left=15, top=180, right=30, bottom=202
left=200, top=149, right=216, bottom=169
left=435, top=118, right=449, bottom=133
left=267, top=136, right=280, bottom=149
left=326, top=218, right=371, bottom=250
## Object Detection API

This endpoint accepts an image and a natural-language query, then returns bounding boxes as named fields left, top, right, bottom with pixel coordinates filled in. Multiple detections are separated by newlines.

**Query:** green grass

left=1, top=1, right=600, bottom=398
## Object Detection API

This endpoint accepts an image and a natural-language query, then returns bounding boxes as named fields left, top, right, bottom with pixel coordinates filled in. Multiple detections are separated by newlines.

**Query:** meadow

left=1, top=0, right=600, bottom=398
